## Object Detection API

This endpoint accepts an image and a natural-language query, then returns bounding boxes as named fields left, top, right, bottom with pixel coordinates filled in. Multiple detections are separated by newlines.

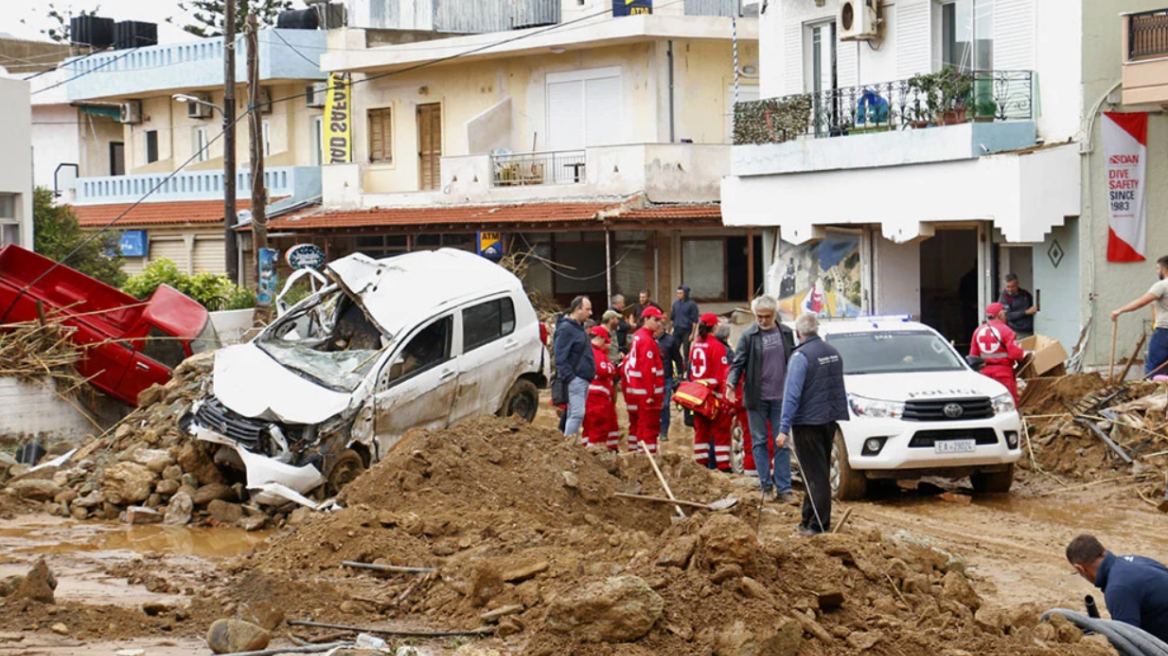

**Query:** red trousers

left=740, top=409, right=773, bottom=477
left=627, top=402, right=661, bottom=455
left=583, top=393, right=618, bottom=450
left=981, top=364, right=1018, bottom=404
left=694, top=409, right=733, bottom=470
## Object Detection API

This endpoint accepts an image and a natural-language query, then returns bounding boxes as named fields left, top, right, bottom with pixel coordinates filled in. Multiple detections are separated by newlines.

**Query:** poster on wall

left=257, top=248, right=279, bottom=308
left=774, top=231, right=862, bottom=319
left=1102, top=111, right=1148, bottom=262
left=613, top=0, right=652, bottom=16
left=323, top=72, right=353, bottom=165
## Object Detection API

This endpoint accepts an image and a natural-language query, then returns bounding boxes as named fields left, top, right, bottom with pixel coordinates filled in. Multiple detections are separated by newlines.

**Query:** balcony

left=1122, top=9, right=1168, bottom=105
left=731, top=70, right=1038, bottom=177
left=66, top=29, right=328, bottom=102
left=490, top=150, right=586, bottom=187
left=75, top=166, right=321, bottom=206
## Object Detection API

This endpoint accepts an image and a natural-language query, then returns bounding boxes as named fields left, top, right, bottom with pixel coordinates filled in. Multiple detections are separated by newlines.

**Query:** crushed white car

left=182, top=249, right=550, bottom=504
left=819, top=317, right=1023, bottom=499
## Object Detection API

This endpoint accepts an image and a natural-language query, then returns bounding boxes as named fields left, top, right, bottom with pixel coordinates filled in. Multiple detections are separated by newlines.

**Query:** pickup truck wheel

left=831, top=431, right=868, bottom=501
left=326, top=449, right=366, bottom=497
left=499, top=379, right=539, bottom=423
left=971, top=464, right=1015, bottom=494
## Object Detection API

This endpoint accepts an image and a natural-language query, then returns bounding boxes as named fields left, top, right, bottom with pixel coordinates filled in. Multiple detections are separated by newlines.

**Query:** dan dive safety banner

left=324, top=72, right=352, bottom=165
left=1102, top=111, right=1148, bottom=263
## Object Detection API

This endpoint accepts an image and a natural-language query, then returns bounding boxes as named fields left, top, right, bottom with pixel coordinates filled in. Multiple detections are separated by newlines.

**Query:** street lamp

left=172, top=93, right=222, bottom=114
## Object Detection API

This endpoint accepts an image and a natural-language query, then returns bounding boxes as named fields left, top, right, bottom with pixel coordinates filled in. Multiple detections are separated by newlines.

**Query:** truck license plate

left=934, top=439, right=976, bottom=454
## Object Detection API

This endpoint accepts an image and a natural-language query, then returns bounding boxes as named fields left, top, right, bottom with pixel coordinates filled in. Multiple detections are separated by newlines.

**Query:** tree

left=21, top=3, right=102, bottom=45
left=169, top=0, right=298, bottom=39
left=32, top=187, right=127, bottom=289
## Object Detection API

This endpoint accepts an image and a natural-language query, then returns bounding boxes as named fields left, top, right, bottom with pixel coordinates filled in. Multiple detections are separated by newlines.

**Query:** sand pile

left=1018, top=374, right=1110, bottom=416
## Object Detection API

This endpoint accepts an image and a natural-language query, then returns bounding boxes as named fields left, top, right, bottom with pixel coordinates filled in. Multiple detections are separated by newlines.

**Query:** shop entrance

left=919, top=228, right=980, bottom=349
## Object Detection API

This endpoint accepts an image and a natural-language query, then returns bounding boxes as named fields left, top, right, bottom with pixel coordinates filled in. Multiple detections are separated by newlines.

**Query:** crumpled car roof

left=327, top=248, right=523, bottom=340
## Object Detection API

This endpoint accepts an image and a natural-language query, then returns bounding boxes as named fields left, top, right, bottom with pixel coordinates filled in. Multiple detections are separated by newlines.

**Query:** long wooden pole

left=1109, top=319, right=1118, bottom=382
left=1116, top=331, right=1148, bottom=384
left=638, top=438, right=686, bottom=518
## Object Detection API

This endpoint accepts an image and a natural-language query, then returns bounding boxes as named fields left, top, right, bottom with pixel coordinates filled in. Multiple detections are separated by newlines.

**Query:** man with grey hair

left=779, top=313, right=848, bottom=535
left=728, top=295, right=796, bottom=502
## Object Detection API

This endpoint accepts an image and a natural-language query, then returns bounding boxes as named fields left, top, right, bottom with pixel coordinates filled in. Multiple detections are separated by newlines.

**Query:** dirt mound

left=1019, top=374, right=1109, bottom=416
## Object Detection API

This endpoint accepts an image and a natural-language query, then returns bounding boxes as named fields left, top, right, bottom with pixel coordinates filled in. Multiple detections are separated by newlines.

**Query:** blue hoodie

left=1096, top=551, right=1168, bottom=643
left=671, top=285, right=699, bottom=336
left=553, top=314, right=595, bottom=383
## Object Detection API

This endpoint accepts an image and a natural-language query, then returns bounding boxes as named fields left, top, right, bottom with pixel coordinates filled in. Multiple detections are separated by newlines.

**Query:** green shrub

left=123, top=259, right=255, bottom=311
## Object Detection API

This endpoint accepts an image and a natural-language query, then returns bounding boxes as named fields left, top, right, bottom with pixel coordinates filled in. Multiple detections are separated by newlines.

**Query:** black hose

left=1109, top=621, right=1168, bottom=656
left=1042, top=609, right=1143, bottom=656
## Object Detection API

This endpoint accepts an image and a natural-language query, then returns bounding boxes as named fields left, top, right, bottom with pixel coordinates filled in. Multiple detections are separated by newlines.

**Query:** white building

left=0, top=70, right=34, bottom=249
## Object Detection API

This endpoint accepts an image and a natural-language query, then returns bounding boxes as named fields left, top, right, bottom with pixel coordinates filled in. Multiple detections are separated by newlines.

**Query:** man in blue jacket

left=553, top=296, right=594, bottom=439
left=1067, top=534, right=1168, bottom=643
left=671, top=285, right=700, bottom=362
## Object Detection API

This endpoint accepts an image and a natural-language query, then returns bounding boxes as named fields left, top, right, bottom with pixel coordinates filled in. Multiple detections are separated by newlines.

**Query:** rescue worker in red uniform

left=583, top=326, right=620, bottom=450
left=623, top=307, right=666, bottom=454
left=690, top=313, right=733, bottom=470
left=970, top=302, right=1025, bottom=403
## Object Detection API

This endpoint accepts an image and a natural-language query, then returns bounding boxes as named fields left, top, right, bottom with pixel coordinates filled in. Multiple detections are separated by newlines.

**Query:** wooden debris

left=286, top=619, right=494, bottom=638
left=341, top=561, right=435, bottom=574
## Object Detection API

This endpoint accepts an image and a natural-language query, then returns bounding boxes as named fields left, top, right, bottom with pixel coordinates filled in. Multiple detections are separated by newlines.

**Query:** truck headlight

left=848, top=394, right=905, bottom=419
left=991, top=393, right=1015, bottom=415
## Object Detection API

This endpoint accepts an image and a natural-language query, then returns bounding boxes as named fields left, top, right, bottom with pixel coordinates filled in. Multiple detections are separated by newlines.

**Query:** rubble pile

left=0, top=351, right=272, bottom=529
left=0, top=319, right=83, bottom=387
left=235, top=417, right=1114, bottom=656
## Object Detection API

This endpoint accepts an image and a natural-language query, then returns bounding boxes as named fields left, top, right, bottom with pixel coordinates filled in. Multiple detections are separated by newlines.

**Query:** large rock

left=13, top=558, right=57, bottom=604
left=206, top=619, right=271, bottom=654
left=131, top=449, right=175, bottom=474
left=9, top=479, right=62, bottom=502
left=941, top=571, right=983, bottom=612
left=72, top=490, right=105, bottom=508
left=178, top=443, right=225, bottom=486
left=124, top=506, right=163, bottom=525
left=544, top=576, right=664, bottom=643
left=658, top=536, right=698, bottom=569
left=208, top=500, right=243, bottom=524
left=137, top=384, right=165, bottom=408
left=193, top=483, right=236, bottom=507
left=699, top=514, right=757, bottom=571
left=163, top=491, right=194, bottom=526
left=102, top=462, right=157, bottom=505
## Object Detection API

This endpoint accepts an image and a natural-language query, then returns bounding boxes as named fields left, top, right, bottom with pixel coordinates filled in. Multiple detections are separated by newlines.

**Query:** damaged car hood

left=212, top=343, right=353, bottom=424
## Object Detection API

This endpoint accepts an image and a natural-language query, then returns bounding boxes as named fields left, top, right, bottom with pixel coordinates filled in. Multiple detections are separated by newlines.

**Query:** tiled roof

left=269, top=202, right=620, bottom=230
left=74, top=200, right=256, bottom=228
left=619, top=204, right=722, bottom=221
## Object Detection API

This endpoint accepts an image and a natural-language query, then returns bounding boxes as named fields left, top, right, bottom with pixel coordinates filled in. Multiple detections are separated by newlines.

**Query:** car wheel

left=499, top=379, right=539, bottom=423
left=729, top=414, right=745, bottom=475
left=831, top=430, right=867, bottom=501
left=326, top=449, right=366, bottom=497
left=971, top=464, right=1014, bottom=494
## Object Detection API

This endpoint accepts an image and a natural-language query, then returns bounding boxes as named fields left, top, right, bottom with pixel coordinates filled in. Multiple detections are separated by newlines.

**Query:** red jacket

left=689, top=335, right=729, bottom=398
left=588, top=344, right=616, bottom=400
left=623, top=327, right=665, bottom=408
left=970, top=319, right=1024, bottom=367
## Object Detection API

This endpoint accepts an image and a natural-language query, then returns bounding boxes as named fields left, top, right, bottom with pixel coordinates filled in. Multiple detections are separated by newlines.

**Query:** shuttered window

left=546, top=67, right=622, bottom=151
left=368, top=107, right=393, bottom=164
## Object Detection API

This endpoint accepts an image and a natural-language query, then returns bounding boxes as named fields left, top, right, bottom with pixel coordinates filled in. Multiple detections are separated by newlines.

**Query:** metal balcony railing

left=491, top=150, right=586, bottom=187
left=733, top=70, right=1035, bottom=146
left=1130, top=9, right=1168, bottom=61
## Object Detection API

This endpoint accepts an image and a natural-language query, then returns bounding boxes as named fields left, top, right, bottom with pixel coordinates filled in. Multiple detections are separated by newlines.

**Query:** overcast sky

left=6, top=0, right=225, bottom=44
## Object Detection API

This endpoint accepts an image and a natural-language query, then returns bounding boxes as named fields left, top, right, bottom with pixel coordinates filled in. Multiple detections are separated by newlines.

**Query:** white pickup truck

left=817, top=317, right=1023, bottom=499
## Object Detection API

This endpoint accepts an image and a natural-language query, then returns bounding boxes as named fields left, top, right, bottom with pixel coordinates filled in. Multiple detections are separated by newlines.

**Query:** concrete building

left=64, top=27, right=329, bottom=277
left=270, top=0, right=761, bottom=310
left=0, top=71, right=33, bottom=249
left=721, top=0, right=1086, bottom=351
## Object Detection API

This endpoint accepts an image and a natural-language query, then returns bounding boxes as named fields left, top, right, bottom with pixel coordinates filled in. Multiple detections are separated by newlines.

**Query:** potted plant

left=907, top=72, right=940, bottom=129
left=974, top=97, right=998, bottom=122
left=936, top=69, right=973, bottom=125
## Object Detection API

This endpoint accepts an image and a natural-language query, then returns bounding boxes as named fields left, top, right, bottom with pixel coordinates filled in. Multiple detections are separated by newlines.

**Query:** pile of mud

left=1018, top=374, right=1110, bottom=416
left=239, top=417, right=1114, bottom=656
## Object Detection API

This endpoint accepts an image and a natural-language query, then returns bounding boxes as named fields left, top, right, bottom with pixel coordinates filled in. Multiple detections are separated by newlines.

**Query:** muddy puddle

left=0, top=518, right=269, bottom=559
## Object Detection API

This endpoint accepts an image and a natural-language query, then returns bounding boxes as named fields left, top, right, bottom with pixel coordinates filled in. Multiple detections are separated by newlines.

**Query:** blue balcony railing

left=74, top=166, right=321, bottom=206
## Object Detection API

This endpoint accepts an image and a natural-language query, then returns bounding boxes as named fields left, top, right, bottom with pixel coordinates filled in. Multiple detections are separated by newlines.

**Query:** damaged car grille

left=194, top=397, right=266, bottom=449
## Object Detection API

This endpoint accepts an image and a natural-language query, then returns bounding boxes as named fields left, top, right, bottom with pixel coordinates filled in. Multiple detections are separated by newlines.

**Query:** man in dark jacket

left=778, top=313, right=848, bottom=535
left=999, top=273, right=1037, bottom=338
left=671, top=285, right=700, bottom=362
left=553, top=296, right=594, bottom=439
left=1066, top=534, right=1168, bottom=643
left=634, top=289, right=664, bottom=325
left=727, top=295, right=796, bottom=502
left=609, top=294, right=634, bottom=354
left=657, top=326, right=685, bottom=441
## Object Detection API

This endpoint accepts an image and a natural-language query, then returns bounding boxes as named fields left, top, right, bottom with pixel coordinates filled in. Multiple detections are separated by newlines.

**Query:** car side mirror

left=965, top=355, right=986, bottom=372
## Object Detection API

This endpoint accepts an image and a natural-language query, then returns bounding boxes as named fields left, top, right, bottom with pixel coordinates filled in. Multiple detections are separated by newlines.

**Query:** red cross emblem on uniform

left=977, top=326, right=1002, bottom=353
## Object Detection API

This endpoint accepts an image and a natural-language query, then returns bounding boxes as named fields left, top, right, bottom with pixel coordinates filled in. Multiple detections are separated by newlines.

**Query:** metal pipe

left=605, top=227, right=613, bottom=303
left=667, top=40, right=675, bottom=143
left=287, top=620, right=495, bottom=638
left=342, top=560, right=435, bottom=574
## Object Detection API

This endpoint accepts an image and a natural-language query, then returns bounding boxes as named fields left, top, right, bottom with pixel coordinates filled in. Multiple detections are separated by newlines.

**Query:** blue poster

left=613, top=0, right=652, bottom=16
left=118, top=230, right=148, bottom=257
left=257, top=248, right=279, bottom=307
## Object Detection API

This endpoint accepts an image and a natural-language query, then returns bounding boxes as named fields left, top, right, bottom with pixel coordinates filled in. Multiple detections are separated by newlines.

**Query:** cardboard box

left=1019, top=334, right=1068, bottom=377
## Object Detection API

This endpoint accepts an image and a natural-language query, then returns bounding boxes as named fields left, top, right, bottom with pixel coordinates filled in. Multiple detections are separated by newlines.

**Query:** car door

left=451, top=295, right=519, bottom=424
left=372, top=314, right=460, bottom=453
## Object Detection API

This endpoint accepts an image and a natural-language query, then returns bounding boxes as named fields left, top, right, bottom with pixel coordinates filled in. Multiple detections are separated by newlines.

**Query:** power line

left=270, top=28, right=318, bottom=68
left=31, top=46, right=143, bottom=95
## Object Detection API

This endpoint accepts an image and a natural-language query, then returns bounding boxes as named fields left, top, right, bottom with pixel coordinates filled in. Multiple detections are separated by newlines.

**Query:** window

left=312, top=116, right=324, bottom=166
left=355, top=235, right=408, bottom=259
left=262, top=120, right=271, bottom=157
left=110, top=142, right=125, bottom=175
left=384, top=316, right=452, bottom=385
left=941, top=0, right=993, bottom=73
left=146, top=130, right=159, bottom=164
left=142, top=327, right=186, bottom=369
left=0, top=194, right=17, bottom=247
left=462, top=298, right=516, bottom=353
left=681, top=238, right=728, bottom=301
left=368, top=107, right=393, bottom=163
left=546, top=67, right=623, bottom=150
left=193, top=127, right=209, bottom=163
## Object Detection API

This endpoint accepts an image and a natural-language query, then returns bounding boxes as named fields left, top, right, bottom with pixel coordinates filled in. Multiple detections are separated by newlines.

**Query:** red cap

left=589, top=326, right=611, bottom=342
left=700, top=313, right=720, bottom=327
left=986, top=302, right=1004, bottom=317
left=641, top=306, right=664, bottom=320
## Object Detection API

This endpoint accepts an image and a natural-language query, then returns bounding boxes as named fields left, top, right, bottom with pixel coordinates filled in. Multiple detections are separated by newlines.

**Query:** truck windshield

left=826, top=331, right=965, bottom=375
left=256, top=289, right=387, bottom=392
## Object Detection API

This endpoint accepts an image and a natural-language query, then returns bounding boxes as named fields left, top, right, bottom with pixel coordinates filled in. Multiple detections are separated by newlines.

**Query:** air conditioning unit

left=119, top=100, right=142, bottom=124
left=259, top=88, right=272, bottom=115
left=839, top=0, right=879, bottom=41
left=306, top=82, right=328, bottom=108
left=187, top=92, right=213, bottom=119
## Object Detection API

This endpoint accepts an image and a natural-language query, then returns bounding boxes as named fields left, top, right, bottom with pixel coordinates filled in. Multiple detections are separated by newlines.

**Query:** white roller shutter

left=837, top=36, right=859, bottom=89
left=896, top=0, right=932, bottom=78
left=783, top=21, right=804, bottom=94
left=584, top=76, right=622, bottom=147
left=121, top=258, right=147, bottom=277
left=192, top=237, right=226, bottom=275
left=150, top=238, right=188, bottom=273
left=547, top=81, right=585, bottom=150
left=994, top=0, right=1035, bottom=71
left=546, top=67, right=622, bottom=150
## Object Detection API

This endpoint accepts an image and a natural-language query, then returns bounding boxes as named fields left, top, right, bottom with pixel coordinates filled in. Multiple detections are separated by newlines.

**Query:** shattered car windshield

left=256, top=288, right=388, bottom=392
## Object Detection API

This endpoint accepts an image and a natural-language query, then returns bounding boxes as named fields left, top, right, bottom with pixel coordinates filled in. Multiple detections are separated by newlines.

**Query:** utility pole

left=223, top=0, right=239, bottom=284
left=247, top=13, right=271, bottom=323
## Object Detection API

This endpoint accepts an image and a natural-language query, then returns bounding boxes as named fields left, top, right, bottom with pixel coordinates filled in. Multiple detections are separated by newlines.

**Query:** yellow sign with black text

left=323, top=72, right=352, bottom=164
